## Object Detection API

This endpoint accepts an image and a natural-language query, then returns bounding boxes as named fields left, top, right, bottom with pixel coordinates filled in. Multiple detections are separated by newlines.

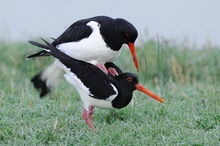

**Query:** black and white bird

left=27, top=16, right=139, bottom=97
left=29, top=39, right=165, bottom=131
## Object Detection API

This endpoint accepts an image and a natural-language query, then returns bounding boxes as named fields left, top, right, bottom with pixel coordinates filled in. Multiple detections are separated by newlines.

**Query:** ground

left=0, top=39, right=219, bottom=145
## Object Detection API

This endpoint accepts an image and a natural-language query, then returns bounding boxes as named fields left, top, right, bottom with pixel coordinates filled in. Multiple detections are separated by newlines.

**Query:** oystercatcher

left=29, top=39, right=165, bottom=131
left=27, top=16, right=138, bottom=97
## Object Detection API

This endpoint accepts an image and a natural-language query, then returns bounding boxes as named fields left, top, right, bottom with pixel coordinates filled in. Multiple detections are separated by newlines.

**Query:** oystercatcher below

left=29, top=39, right=165, bottom=131
left=27, top=16, right=139, bottom=97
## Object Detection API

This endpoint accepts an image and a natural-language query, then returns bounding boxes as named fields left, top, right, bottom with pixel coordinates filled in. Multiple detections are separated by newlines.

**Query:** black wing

left=26, top=16, right=115, bottom=58
left=51, top=19, right=93, bottom=46
left=52, top=16, right=115, bottom=46
left=29, top=39, right=116, bottom=99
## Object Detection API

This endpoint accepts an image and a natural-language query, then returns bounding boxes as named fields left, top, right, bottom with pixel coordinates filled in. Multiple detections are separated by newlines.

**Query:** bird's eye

left=126, top=33, right=130, bottom=38
left=127, top=77, right=133, bottom=82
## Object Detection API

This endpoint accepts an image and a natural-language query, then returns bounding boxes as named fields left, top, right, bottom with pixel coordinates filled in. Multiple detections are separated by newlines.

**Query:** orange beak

left=135, top=83, right=165, bottom=103
left=128, top=43, right=139, bottom=71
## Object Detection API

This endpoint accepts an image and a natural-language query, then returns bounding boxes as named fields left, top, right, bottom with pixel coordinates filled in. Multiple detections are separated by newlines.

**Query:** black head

left=115, top=72, right=139, bottom=91
left=114, top=18, right=138, bottom=44
left=100, top=17, right=139, bottom=71
left=111, top=72, right=139, bottom=109
left=114, top=18, right=139, bottom=71
left=114, top=72, right=165, bottom=107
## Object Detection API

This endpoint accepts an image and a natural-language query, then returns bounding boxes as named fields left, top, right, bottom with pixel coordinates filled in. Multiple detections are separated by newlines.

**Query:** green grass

left=0, top=39, right=219, bottom=145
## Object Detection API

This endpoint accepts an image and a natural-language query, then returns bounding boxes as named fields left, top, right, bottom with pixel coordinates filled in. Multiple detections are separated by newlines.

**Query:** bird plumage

left=29, top=38, right=165, bottom=130
left=27, top=16, right=137, bottom=58
left=27, top=16, right=139, bottom=97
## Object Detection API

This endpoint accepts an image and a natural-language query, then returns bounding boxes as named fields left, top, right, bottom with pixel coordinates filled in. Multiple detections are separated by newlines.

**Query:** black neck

left=110, top=79, right=134, bottom=109
left=99, top=23, right=124, bottom=51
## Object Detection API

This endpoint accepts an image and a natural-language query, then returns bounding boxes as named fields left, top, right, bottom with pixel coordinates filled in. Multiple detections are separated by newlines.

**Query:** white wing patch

left=55, top=59, right=93, bottom=96
left=106, top=83, right=118, bottom=101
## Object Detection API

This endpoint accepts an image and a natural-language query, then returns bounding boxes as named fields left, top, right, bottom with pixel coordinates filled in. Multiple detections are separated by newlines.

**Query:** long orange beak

left=128, top=43, right=139, bottom=71
left=135, top=83, right=165, bottom=103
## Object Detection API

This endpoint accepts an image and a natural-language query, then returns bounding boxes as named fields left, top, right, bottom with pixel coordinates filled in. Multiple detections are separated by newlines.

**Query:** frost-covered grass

left=0, top=39, right=219, bottom=145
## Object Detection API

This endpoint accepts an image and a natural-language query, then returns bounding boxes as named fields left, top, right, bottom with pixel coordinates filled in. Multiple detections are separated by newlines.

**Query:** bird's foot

left=96, top=63, right=108, bottom=74
left=82, top=108, right=96, bottom=131
left=88, top=106, right=94, bottom=122
left=108, top=67, right=119, bottom=76
left=96, top=64, right=119, bottom=76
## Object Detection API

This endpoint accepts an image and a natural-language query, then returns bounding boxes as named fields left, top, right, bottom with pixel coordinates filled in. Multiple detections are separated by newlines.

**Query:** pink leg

left=88, top=106, right=94, bottom=123
left=96, top=63, right=108, bottom=74
left=108, top=67, right=119, bottom=76
left=82, top=107, right=96, bottom=131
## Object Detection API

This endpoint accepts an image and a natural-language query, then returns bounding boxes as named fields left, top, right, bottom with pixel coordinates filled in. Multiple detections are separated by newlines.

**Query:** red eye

left=127, top=77, right=133, bottom=82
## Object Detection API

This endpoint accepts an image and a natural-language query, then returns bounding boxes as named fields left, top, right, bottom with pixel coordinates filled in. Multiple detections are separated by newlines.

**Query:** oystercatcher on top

left=29, top=39, right=165, bottom=131
left=26, top=16, right=139, bottom=97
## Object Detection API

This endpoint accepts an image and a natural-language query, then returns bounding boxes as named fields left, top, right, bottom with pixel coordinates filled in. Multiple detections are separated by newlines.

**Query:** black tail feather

left=29, top=40, right=48, bottom=49
left=26, top=39, right=52, bottom=58
left=39, top=38, right=74, bottom=62
left=50, top=37, right=56, bottom=41
left=26, top=50, right=50, bottom=58
left=28, top=38, right=69, bottom=98
left=31, top=72, right=50, bottom=97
